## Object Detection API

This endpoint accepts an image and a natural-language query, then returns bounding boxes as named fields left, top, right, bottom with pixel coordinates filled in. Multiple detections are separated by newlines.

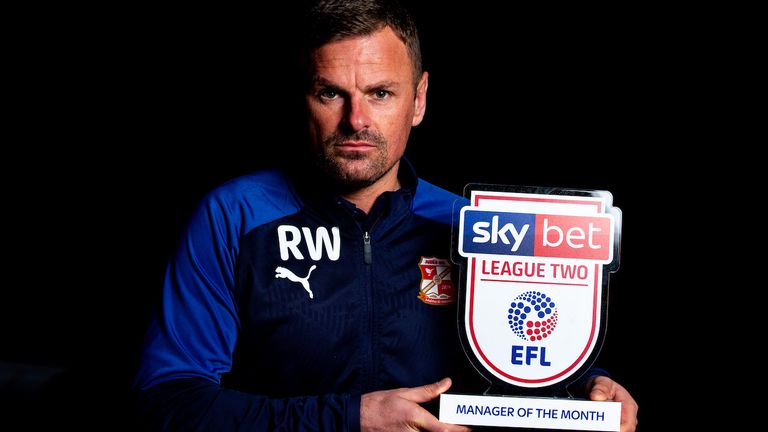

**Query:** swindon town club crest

left=417, top=256, right=456, bottom=305
left=455, top=185, right=621, bottom=394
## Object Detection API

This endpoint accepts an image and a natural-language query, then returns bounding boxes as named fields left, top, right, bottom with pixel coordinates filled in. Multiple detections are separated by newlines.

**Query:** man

left=134, top=1, right=638, bottom=430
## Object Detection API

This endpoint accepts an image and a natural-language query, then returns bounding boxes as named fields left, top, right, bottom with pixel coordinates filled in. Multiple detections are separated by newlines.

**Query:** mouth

left=336, top=141, right=376, bottom=151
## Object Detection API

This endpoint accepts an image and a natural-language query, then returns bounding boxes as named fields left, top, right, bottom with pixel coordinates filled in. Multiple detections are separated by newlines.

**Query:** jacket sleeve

left=133, top=190, right=360, bottom=431
left=137, top=379, right=360, bottom=431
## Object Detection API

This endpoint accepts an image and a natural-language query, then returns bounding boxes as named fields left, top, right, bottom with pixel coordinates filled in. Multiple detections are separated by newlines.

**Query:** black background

left=1, top=2, right=692, bottom=430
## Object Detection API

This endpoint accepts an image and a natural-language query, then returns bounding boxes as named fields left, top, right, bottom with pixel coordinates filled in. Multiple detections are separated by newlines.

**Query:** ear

left=411, top=71, right=429, bottom=126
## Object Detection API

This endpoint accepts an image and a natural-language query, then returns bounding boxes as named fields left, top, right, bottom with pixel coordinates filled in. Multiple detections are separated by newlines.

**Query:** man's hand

left=361, top=377, right=471, bottom=432
left=587, top=375, right=638, bottom=432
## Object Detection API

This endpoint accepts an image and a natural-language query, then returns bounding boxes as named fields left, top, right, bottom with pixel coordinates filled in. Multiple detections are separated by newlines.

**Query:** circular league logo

left=508, top=291, right=558, bottom=342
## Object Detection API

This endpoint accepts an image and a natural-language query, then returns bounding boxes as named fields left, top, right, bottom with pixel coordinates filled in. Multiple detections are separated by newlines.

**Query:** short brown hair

left=300, top=0, right=422, bottom=86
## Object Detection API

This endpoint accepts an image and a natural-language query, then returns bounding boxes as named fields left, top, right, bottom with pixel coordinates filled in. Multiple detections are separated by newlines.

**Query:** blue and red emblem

left=508, top=291, right=558, bottom=342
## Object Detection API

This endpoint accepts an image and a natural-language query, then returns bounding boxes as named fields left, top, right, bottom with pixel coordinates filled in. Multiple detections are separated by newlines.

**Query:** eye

left=319, top=88, right=339, bottom=100
left=373, top=90, right=391, bottom=100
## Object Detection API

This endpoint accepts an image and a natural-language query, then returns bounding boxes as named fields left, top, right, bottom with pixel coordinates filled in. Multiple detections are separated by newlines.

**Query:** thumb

left=403, top=378, right=453, bottom=403
left=589, top=384, right=609, bottom=402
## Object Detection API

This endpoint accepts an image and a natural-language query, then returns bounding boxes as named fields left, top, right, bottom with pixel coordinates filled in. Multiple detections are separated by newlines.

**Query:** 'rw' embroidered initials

left=277, top=225, right=341, bottom=261
left=275, top=265, right=317, bottom=299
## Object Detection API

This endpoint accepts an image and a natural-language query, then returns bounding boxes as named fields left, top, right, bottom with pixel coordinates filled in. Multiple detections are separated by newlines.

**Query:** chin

left=318, top=152, right=390, bottom=188
left=336, top=166, right=379, bottom=185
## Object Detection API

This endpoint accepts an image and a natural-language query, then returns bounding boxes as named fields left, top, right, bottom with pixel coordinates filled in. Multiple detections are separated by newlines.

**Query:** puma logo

left=275, top=265, right=317, bottom=299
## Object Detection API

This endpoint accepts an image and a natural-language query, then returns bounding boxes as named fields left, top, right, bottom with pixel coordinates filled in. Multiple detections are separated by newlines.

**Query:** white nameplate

left=440, top=393, right=620, bottom=431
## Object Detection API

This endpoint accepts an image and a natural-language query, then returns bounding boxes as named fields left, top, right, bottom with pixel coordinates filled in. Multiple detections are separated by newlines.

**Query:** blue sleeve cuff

left=347, top=393, right=361, bottom=432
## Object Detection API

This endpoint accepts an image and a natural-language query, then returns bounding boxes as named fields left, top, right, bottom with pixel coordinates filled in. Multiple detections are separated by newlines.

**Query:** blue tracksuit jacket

left=134, top=160, right=482, bottom=430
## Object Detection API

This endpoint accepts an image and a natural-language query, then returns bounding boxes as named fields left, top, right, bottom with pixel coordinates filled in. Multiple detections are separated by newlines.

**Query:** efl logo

left=459, top=210, right=614, bottom=263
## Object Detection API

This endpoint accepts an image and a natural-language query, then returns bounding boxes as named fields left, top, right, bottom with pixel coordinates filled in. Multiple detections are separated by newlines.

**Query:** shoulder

left=412, top=178, right=468, bottom=225
left=207, top=169, right=297, bottom=206
left=197, top=169, right=303, bottom=235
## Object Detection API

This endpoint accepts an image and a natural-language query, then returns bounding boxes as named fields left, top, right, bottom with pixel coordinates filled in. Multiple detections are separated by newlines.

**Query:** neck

left=341, top=163, right=401, bottom=214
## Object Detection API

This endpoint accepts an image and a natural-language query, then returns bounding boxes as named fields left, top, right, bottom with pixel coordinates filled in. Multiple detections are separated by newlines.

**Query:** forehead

left=310, top=26, right=411, bottom=81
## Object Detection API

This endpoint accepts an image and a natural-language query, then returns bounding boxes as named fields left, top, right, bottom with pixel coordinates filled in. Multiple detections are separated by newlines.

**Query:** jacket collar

left=289, top=157, right=419, bottom=222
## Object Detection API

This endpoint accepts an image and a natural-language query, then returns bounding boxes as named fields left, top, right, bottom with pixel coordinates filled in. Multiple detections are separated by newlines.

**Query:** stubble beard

left=317, top=129, right=393, bottom=189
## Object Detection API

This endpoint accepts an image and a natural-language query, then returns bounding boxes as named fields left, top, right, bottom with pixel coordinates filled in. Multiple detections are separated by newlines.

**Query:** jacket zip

left=362, top=229, right=375, bottom=390
left=363, top=231, right=372, bottom=265
left=354, top=213, right=380, bottom=391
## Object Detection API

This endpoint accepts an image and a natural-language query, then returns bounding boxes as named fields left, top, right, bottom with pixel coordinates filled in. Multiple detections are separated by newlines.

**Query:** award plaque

left=440, top=184, right=622, bottom=431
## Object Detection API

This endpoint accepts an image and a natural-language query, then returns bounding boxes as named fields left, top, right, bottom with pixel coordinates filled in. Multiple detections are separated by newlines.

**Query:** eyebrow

left=311, top=77, right=401, bottom=93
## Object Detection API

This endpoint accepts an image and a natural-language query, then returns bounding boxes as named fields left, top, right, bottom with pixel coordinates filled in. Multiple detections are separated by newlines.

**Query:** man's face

left=306, top=26, right=427, bottom=188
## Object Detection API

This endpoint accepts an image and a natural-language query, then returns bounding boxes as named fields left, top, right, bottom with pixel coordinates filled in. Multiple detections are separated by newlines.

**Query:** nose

left=344, top=94, right=372, bottom=132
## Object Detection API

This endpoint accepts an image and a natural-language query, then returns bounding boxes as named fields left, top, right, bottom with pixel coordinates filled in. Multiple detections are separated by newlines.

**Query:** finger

left=617, top=388, right=638, bottom=432
left=620, top=402, right=638, bottom=432
left=400, top=377, right=454, bottom=404
left=418, top=418, right=473, bottom=432
left=412, top=405, right=472, bottom=432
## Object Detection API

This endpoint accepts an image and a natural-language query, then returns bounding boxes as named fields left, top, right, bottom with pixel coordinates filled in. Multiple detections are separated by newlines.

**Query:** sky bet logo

left=459, top=210, right=614, bottom=262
